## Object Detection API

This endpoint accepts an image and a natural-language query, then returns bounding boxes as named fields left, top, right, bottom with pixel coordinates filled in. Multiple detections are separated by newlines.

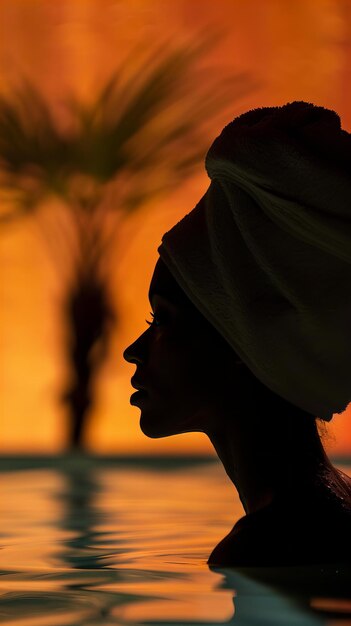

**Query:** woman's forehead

left=148, top=257, right=193, bottom=308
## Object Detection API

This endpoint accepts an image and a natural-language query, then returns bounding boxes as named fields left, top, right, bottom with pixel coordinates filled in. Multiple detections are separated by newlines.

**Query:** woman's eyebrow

left=148, top=292, right=175, bottom=308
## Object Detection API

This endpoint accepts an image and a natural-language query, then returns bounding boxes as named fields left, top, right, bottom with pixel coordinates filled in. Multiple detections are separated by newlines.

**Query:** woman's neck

left=207, top=411, right=336, bottom=516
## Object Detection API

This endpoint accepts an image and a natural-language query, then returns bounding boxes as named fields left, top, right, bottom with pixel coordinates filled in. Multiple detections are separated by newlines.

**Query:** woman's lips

left=130, top=376, right=148, bottom=391
left=130, top=389, right=148, bottom=405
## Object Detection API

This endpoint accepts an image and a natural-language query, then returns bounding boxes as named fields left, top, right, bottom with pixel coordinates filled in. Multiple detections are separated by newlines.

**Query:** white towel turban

left=157, top=101, right=351, bottom=421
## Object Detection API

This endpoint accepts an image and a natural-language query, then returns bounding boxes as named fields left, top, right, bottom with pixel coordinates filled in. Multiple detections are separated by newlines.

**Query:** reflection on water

left=0, top=455, right=350, bottom=625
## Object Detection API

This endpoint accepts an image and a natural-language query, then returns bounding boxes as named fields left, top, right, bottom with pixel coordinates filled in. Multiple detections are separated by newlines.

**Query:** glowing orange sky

left=1, top=0, right=351, bottom=454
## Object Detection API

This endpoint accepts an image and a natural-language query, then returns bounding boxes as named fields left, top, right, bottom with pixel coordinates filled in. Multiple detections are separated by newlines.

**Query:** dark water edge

left=0, top=453, right=220, bottom=472
left=0, top=453, right=349, bottom=472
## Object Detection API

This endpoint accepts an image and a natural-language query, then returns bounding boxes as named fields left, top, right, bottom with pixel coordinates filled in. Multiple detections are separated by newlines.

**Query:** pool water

left=1, top=455, right=350, bottom=625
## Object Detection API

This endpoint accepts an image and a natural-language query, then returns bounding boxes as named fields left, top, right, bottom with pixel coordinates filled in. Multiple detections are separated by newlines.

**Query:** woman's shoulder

left=208, top=486, right=351, bottom=567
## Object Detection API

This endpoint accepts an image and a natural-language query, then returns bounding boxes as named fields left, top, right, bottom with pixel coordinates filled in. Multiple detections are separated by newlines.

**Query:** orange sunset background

left=1, top=0, right=351, bottom=456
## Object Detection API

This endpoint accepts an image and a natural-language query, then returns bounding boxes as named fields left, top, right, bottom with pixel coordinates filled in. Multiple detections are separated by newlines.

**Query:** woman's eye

left=145, top=311, right=162, bottom=327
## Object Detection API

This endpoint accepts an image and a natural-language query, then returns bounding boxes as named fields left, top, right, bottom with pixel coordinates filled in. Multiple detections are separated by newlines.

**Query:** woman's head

left=156, top=101, right=351, bottom=422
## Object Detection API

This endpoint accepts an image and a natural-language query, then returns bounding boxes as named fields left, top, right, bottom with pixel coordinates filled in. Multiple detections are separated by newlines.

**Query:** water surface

left=1, top=455, right=350, bottom=625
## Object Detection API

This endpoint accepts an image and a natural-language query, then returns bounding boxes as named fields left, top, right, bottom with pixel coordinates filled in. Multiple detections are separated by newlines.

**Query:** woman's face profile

left=123, top=257, right=240, bottom=439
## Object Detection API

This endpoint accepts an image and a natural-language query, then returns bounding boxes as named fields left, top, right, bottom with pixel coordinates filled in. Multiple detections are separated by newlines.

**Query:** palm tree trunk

left=60, top=269, right=116, bottom=450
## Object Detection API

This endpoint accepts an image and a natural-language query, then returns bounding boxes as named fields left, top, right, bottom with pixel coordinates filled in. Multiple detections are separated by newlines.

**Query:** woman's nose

left=123, top=335, right=144, bottom=364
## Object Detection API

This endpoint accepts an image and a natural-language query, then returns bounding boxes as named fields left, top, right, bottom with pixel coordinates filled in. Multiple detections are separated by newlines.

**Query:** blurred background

left=1, top=0, right=351, bottom=457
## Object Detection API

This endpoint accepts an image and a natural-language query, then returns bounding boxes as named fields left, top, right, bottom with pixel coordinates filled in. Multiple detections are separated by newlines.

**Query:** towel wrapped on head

left=158, top=100, right=351, bottom=422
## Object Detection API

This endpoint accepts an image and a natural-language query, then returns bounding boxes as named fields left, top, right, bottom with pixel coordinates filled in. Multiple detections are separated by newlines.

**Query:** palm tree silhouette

left=0, top=33, right=258, bottom=450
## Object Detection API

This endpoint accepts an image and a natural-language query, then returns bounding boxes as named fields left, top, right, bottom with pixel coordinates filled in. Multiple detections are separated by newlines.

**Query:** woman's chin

left=139, top=416, right=179, bottom=439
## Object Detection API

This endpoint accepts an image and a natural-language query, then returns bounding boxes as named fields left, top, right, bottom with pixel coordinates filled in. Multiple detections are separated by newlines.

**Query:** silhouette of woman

left=123, top=101, right=351, bottom=566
